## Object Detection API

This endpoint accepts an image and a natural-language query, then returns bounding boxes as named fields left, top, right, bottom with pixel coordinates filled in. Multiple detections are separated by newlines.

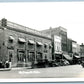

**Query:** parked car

left=63, top=59, right=70, bottom=65
left=49, top=60, right=59, bottom=67
left=81, top=61, right=84, bottom=67
left=59, top=59, right=70, bottom=66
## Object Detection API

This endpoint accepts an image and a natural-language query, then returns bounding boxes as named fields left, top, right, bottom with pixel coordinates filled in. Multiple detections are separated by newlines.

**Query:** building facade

left=72, top=40, right=80, bottom=64
left=67, top=38, right=80, bottom=55
left=80, top=43, right=84, bottom=58
left=53, top=35, right=62, bottom=54
left=0, top=18, right=52, bottom=67
left=52, top=35, right=62, bottom=60
left=67, top=38, right=72, bottom=54
left=72, top=40, right=77, bottom=54
left=41, top=26, right=74, bottom=65
left=41, top=26, right=67, bottom=53
left=77, top=44, right=80, bottom=55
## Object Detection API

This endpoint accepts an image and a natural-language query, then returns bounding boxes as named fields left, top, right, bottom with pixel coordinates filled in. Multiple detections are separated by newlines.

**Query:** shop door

left=28, top=52, right=35, bottom=62
left=17, top=51, right=25, bottom=63
left=8, top=50, right=14, bottom=64
left=36, top=52, right=42, bottom=62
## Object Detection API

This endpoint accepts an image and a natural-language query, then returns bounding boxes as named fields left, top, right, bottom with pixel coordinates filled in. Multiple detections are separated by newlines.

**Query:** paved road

left=0, top=64, right=84, bottom=78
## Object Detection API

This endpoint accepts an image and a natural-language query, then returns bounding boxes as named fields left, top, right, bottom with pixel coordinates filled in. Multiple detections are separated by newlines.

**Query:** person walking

left=5, top=61, right=9, bottom=68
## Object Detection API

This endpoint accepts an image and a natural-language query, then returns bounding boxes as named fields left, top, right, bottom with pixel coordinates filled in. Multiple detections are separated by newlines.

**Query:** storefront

left=0, top=18, right=52, bottom=68
left=7, top=36, right=15, bottom=66
left=73, top=55, right=80, bottom=64
left=63, top=54, right=72, bottom=61
left=26, top=40, right=35, bottom=67
left=44, top=43, right=48, bottom=60
left=17, top=38, right=26, bottom=67
left=36, top=42, right=43, bottom=62
left=54, top=53, right=62, bottom=62
left=17, top=49, right=25, bottom=63
left=54, top=53, right=72, bottom=66
left=63, top=54, right=73, bottom=64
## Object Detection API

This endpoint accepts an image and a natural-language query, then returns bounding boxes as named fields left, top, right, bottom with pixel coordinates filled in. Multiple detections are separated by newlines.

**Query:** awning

left=18, top=38, right=26, bottom=43
left=44, top=43, right=48, bottom=46
left=63, top=54, right=72, bottom=60
left=74, top=55, right=80, bottom=58
left=9, top=36, right=14, bottom=40
left=37, top=42, right=43, bottom=46
left=28, top=40, right=35, bottom=44
left=54, top=52, right=62, bottom=54
left=44, top=43, right=48, bottom=47
left=49, top=44, right=52, bottom=48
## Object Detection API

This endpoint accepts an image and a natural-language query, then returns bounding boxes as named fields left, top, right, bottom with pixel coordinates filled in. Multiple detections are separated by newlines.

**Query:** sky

left=0, top=2, right=84, bottom=44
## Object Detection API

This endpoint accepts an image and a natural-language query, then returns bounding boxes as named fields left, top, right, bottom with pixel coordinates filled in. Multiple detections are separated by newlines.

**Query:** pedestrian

left=0, top=61, right=2, bottom=68
left=44, top=55, right=48, bottom=67
left=9, top=53, right=12, bottom=68
left=5, top=61, right=9, bottom=68
left=81, top=61, right=84, bottom=68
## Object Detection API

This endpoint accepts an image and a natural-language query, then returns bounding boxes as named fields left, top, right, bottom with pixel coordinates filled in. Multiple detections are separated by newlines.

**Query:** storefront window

left=17, top=51, right=25, bottom=62
left=9, top=36, right=14, bottom=43
left=44, top=44, right=47, bottom=48
left=36, top=52, right=42, bottom=61
left=28, top=52, right=35, bottom=62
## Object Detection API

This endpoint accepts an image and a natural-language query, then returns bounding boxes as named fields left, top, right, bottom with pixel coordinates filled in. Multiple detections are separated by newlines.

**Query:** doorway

left=17, top=50, right=25, bottom=63
left=8, top=49, right=14, bottom=66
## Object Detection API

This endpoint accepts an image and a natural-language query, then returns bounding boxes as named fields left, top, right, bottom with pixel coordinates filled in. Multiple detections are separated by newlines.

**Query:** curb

left=0, top=68, right=11, bottom=71
left=11, top=67, right=32, bottom=70
left=0, top=67, right=32, bottom=71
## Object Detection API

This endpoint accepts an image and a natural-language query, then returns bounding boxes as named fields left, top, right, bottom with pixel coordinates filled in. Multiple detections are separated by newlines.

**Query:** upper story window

left=36, top=42, right=43, bottom=46
left=49, top=44, right=52, bottom=49
left=28, top=40, right=35, bottom=45
left=1, top=18, right=7, bottom=27
left=18, top=38, right=26, bottom=44
left=9, top=36, right=14, bottom=43
left=44, top=43, right=48, bottom=48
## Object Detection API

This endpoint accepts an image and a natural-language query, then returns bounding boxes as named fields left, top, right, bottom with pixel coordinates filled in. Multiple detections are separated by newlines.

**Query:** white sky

left=0, top=2, right=84, bottom=44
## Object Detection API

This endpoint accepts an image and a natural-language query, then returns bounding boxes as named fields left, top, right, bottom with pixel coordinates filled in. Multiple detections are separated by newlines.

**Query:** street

left=0, top=64, right=84, bottom=78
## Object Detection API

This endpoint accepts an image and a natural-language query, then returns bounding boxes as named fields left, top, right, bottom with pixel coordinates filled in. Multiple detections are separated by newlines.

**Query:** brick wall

left=2, top=27, right=52, bottom=67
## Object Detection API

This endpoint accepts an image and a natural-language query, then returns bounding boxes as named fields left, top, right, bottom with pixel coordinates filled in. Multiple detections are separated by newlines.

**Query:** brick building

left=41, top=26, right=73, bottom=65
left=72, top=40, right=77, bottom=54
left=52, top=35, right=62, bottom=60
left=77, top=44, right=80, bottom=55
left=0, top=18, right=52, bottom=68
left=71, top=40, right=80, bottom=64
left=80, top=43, right=84, bottom=58
left=67, top=38, right=80, bottom=55
left=41, top=26, right=67, bottom=53
left=67, top=38, right=72, bottom=54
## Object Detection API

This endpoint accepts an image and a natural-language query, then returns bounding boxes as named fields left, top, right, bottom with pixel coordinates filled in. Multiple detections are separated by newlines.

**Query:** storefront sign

left=72, top=42, right=77, bottom=48
left=54, top=35, right=62, bottom=53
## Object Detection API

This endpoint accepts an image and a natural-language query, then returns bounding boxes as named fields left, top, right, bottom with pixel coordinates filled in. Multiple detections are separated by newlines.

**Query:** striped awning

left=63, top=54, right=72, bottom=60
left=44, top=43, right=48, bottom=45
left=9, top=36, right=14, bottom=40
left=18, top=38, right=26, bottom=43
left=74, top=55, right=80, bottom=58
left=37, top=42, right=43, bottom=46
left=28, top=40, right=35, bottom=44
left=49, top=44, right=52, bottom=48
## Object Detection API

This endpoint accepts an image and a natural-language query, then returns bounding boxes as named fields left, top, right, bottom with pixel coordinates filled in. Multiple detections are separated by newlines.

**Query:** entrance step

left=12, top=67, right=32, bottom=70
left=16, top=63, right=32, bottom=67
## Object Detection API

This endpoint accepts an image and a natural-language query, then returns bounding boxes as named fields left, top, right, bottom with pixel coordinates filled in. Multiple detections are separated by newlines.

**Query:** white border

left=0, top=78, right=84, bottom=82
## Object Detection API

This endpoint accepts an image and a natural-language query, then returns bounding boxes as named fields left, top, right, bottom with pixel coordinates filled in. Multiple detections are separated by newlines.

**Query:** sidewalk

left=11, top=64, right=78, bottom=70
left=0, top=66, right=33, bottom=71
left=11, top=66, right=32, bottom=70
left=0, top=68, right=11, bottom=71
